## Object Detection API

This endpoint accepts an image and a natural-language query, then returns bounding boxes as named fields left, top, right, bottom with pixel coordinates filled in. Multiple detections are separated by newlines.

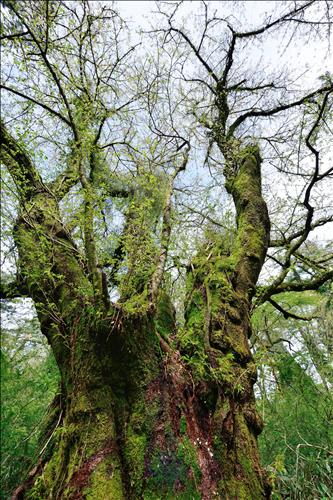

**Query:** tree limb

left=0, top=120, right=43, bottom=199
left=268, top=298, right=317, bottom=321
left=149, top=145, right=190, bottom=306
left=270, top=216, right=333, bottom=247
left=1, top=85, right=72, bottom=127
left=227, top=84, right=333, bottom=137
left=256, top=269, right=333, bottom=305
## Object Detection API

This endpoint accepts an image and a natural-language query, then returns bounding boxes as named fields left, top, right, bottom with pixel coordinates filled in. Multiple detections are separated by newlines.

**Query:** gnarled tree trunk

left=2, top=120, right=270, bottom=499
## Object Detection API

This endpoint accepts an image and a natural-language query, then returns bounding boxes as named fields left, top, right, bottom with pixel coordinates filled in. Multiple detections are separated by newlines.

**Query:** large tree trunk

left=14, top=303, right=270, bottom=499
left=4, top=120, right=270, bottom=498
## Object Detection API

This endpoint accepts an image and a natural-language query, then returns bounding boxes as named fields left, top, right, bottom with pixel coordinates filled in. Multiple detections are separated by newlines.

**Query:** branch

left=268, top=298, right=317, bottom=321
left=227, top=84, right=333, bottom=137
left=256, top=90, right=332, bottom=305
left=47, top=157, right=80, bottom=201
left=272, top=269, right=333, bottom=294
left=0, top=91, right=78, bottom=200
left=1, top=84, right=72, bottom=127
left=303, top=90, right=332, bottom=233
left=225, top=146, right=270, bottom=297
left=0, top=31, right=29, bottom=41
left=166, top=25, right=219, bottom=83
left=220, top=26, right=236, bottom=87
left=7, top=2, right=78, bottom=139
left=149, top=146, right=190, bottom=306
left=0, top=120, right=43, bottom=199
left=256, top=269, right=333, bottom=305
left=233, top=1, right=316, bottom=40
left=270, top=216, right=333, bottom=247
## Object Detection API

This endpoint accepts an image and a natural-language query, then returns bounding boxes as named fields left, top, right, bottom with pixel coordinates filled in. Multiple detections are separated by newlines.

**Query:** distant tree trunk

left=4, top=120, right=270, bottom=498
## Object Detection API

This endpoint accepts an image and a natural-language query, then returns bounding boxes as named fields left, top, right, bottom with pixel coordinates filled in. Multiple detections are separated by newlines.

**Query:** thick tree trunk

left=6, top=126, right=270, bottom=498
left=14, top=307, right=271, bottom=499
left=14, top=309, right=270, bottom=500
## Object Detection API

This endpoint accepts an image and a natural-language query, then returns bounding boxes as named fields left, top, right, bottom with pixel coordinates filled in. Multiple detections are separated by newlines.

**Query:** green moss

left=179, top=416, right=187, bottom=435
left=220, top=478, right=249, bottom=499
left=177, top=436, right=201, bottom=483
left=177, top=326, right=210, bottom=380
left=211, top=353, right=235, bottom=384
left=83, top=457, right=124, bottom=499
left=125, top=433, right=147, bottom=496
left=155, top=291, right=176, bottom=339
left=144, top=485, right=201, bottom=500
left=211, top=407, right=266, bottom=498
left=122, top=390, right=161, bottom=497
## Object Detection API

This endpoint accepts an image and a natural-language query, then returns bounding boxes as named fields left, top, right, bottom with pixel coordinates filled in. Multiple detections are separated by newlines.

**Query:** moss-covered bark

left=4, top=120, right=271, bottom=498
left=174, top=145, right=271, bottom=498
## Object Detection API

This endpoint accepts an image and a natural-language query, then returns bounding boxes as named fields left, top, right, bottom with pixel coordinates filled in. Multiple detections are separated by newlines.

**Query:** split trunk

left=9, top=145, right=271, bottom=499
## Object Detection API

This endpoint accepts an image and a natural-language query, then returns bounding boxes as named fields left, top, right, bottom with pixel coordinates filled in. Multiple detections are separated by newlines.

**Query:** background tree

left=252, top=282, right=333, bottom=498
left=1, top=303, right=59, bottom=498
left=1, top=1, right=332, bottom=499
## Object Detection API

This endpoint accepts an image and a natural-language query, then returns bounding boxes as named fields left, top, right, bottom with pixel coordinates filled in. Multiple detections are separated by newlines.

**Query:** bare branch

left=270, top=216, right=333, bottom=247
left=228, top=85, right=333, bottom=137
left=0, top=31, right=29, bottom=41
left=1, top=85, right=72, bottom=127
left=268, top=298, right=318, bottom=321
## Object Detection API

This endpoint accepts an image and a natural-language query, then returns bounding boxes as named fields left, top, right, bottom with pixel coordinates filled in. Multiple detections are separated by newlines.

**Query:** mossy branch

left=268, top=298, right=318, bottom=321
left=149, top=146, right=189, bottom=307
left=226, top=146, right=270, bottom=296
left=0, top=120, right=44, bottom=199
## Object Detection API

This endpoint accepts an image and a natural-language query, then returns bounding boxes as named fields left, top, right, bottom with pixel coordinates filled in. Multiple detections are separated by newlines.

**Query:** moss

left=144, top=485, right=201, bottom=500
left=26, top=402, right=120, bottom=499
left=179, top=416, right=187, bottom=435
left=155, top=291, right=176, bottom=339
left=211, top=353, right=235, bottom=384
left=177, top=436, right=201, bottom=483
left=122, top=388, right=162, bottom=497
left=125, top=433, right=147, bottom=496
left=211, top=405, right=266, bottom=498
left=181, top=240, right=247, bottom=384
left=177, top=326, right=210, bottom=380
left=83, top=457, right=124, bottom=499
left=220, top=478, right=249, bottom=499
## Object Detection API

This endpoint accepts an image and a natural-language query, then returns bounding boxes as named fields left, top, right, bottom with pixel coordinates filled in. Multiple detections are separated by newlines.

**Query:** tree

left=252, top=285, right=333, bottom=497
left=0, top=1, right=332, bottom=498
